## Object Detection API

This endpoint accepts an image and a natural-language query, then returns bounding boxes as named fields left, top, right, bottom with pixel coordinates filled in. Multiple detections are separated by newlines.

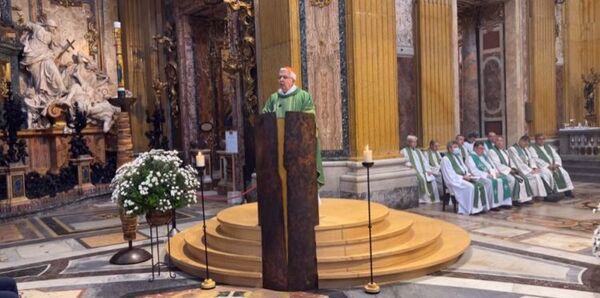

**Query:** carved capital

left=310, top=0, right=332, bottom=8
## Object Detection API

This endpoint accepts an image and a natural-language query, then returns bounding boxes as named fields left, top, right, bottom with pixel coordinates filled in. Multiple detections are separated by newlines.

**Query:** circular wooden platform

left=168, top=199, right=470, bottom=289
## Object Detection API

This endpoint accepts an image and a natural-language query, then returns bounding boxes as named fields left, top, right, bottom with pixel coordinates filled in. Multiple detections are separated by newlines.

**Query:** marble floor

left=1, top=182, right=600, bottom=297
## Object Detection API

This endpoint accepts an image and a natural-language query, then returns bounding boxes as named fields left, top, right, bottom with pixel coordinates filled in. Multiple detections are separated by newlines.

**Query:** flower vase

left=119, top=207, right=138, bottom=241
left=145, top=210, right=172, bottom=226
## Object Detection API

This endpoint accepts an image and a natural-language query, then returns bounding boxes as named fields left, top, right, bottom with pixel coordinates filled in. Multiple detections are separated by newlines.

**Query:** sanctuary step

left=167, top=199, right=470, bottom=289
left=562, top=158, right=600, bottom=182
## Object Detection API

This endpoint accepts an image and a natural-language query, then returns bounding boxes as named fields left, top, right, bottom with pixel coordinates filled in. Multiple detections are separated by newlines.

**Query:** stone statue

left=61, top=53, right=120, bottom=132
left=20, top=19, right=66, bottom=98
left=19, top=19, right=120, bottom=132
left=582, top=69, right=600, bottom=116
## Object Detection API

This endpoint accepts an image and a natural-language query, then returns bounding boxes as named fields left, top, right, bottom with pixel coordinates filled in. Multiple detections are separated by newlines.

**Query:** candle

left=363, top=145, right=373, bottom=163
left=113, top=21, right=125, bottom=97
left=196, top=151, right=205, bottom=167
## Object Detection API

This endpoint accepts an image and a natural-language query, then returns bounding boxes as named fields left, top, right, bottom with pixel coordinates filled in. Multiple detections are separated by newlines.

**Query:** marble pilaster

left=504, top=0, right=529, bottom=144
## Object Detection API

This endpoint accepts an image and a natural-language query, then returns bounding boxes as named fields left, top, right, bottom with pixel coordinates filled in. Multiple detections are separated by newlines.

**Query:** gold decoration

left=310, top=0, right=332, bottom=8
left=84, top=21, right=98, bottom=60
left=223, top=0, right=258, bottom=118
left=0, top=78, right=8, bottom=98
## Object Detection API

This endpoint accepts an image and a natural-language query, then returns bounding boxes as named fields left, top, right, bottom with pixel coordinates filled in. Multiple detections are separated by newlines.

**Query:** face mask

left=452, top=148, right=461, bottom=155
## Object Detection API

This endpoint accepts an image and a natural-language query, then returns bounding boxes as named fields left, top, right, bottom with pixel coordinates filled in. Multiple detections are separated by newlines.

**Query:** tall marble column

left=504, top=0, right=529, bottom=144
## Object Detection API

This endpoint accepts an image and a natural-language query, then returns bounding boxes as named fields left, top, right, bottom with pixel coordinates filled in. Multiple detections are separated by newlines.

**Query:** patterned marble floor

left=1, top=182, right=600, bottom=297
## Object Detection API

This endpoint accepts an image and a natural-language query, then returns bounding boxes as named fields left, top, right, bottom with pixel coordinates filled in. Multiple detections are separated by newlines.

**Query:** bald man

left=262, top=67, right=324, bottom=189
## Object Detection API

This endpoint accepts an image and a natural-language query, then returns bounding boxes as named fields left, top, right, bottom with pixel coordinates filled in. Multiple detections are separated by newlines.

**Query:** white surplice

left=488, top=148, right=533, bottom=203
left=440, top=155, right=487, bottom=215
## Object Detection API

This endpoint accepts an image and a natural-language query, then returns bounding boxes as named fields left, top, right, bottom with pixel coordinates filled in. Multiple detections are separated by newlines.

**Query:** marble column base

left=320, top=158, right=419, bottom=209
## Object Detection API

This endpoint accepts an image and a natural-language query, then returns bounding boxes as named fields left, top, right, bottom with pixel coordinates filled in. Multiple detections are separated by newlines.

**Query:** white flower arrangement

left=110, top=149, right=199, bottom=216
left=593, top=202, right=600, bottom=257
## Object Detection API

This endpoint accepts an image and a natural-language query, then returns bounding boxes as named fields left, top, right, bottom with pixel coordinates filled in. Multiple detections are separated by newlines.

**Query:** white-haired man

left=401, top=135, right=439, bottom=203
left=261, top=67, right=324, bottom=188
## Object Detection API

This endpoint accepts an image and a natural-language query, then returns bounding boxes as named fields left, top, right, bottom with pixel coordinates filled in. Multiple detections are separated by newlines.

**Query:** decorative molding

left=323, top=0, right=349, bottom=159
left=310, top=0, right=332, bottom=8
left=300, top=0, right=307, bottom=90
left=50, top=0, right=82, bottom=7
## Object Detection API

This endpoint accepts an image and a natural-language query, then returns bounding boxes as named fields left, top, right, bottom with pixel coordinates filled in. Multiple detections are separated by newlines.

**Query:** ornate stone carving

left=223, top=0, right=258, bottom=117
left=19, top=20, right=119, bottom=132
left=50, top=0, right=82, bottom=7
left=310, top=0, right=332, bottom=8
left=395, top=0, right=413, bottom=55
left=153, top=23, right=180, bottom=127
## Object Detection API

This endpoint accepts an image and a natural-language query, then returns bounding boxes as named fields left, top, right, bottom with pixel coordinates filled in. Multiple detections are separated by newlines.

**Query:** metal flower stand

left=147, top=217, right=176, bottom=282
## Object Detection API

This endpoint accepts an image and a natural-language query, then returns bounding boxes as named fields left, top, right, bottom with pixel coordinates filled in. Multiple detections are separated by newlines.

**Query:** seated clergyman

left=488, top=136, right=533, bottom=205
left=440, top=141, right=488, bottom=215
left=484, top=131, right=498, bottom=154
left=463, top=132, right=479, bottom=154
left=508, top=135, right=551, bottom=199
left=425, top=139, right=444, bottom=198
left=466, top=141, right=512, bottom=210
left=401, top=135, right=439, bottom=203
left=529, top=133, right=574, bottom=198
left=455, top=134, right=468, bottom=162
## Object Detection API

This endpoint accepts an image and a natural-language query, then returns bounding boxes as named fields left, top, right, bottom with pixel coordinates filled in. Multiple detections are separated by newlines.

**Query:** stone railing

left=558, top=127, right=600, bottom=158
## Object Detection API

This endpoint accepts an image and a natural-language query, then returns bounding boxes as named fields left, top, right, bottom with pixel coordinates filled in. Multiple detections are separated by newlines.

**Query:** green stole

left=513, top=144, right=555, bottom=194
left=484, top=140, right=495, bottom=150
left=447, top=154, right=486, bottom=209
left=459, top=146, right=467, bottom=162
left=493, top=147, right=533, bottom=198
left=532, top=144, right=567, bottom=190
left=406, top=148, right=435, bottom=202
left=427, top=150, right=441, bottom=167
left=470, top=153, right=511, bottom=203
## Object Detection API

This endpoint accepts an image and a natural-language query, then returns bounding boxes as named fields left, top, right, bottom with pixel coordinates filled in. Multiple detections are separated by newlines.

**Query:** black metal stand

left=148, top=220, right=176, bottom=282
left=362, top=161, right=379, bottom=294
left=109, top=240, right=152, bottom=265
left=198, top=165, right=216, bottom=290
left=168, top=208, right=180, bottom=237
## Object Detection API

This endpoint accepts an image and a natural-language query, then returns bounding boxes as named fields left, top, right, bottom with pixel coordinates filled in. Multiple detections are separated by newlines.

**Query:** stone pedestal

left=0, top=162, right=29, bottom=206
left=71, top=155, right=95, bottom=192
left=321, top=158, right=419, bottom=210
left=108, top=97, right=136, bottom=168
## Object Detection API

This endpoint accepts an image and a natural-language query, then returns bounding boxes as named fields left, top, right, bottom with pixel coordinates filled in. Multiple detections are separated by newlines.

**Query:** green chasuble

left=262, top=87, right=325, bottom=188
left=447, top=154, right=487, bottom=209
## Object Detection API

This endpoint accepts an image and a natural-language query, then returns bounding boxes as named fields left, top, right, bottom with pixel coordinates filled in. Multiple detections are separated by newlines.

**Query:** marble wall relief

left=479, top=25, right=505, bottom=136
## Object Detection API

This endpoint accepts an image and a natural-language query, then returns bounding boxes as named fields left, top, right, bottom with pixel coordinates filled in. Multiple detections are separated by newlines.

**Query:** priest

left=508, top=135, right=551, bottom=199
left=466, top=141, right=512, bottom=209
left=484, top=131, right=498, bottom=153
left=440, top=141, right=488, bottom=215
left=401, top=135, right=439, bottom=203
left=488, top=136, right=533, bottom=205
left=464, top=132, right=479, bottom=154
left=455, top=134, right=468, bottom=162
left=425, top=139, right=444, bottom=197
left=529, top=134, right=574, bottom=197
left=262, top=67, right=324, bottom=189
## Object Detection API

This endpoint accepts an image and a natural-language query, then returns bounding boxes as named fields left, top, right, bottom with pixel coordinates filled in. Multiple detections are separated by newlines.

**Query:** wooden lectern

left=255, top=112, right=319, bottom=291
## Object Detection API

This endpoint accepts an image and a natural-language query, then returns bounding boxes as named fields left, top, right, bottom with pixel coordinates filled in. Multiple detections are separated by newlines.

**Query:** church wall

left=564, top=1, right=600, bottom=123
left=395, top=0, right=418, bottom=147
left=416, top=0, right=458, bottom=147
left=256, top=0, right=302, bottom=107
left=529, top=0, right=557, bottom=137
